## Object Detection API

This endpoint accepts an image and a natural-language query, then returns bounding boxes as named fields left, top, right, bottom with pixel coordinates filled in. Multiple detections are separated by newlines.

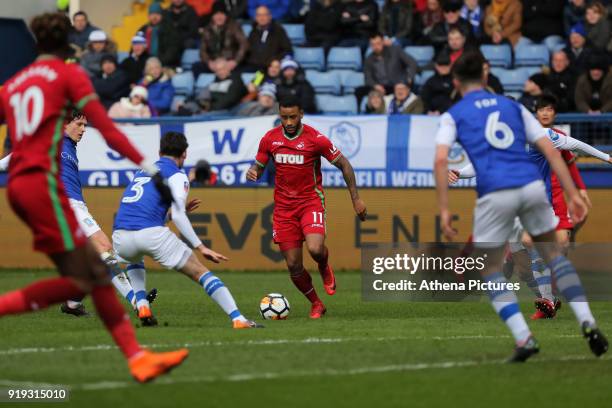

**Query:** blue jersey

left=60, top=136, right=84, bottom=202
left=436, top=90, right=545, bottom=197
left=113, top=157, right=186, bottom=231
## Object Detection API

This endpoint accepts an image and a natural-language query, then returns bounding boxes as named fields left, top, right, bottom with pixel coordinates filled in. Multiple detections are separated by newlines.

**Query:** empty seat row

left=481, top=43, right=553, bottom=68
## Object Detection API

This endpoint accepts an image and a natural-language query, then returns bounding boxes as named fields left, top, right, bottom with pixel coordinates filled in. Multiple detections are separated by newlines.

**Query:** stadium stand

left=327, top=47, right=362, bottom=71
left=480, top=45, right=513, bottom=68
left=316, top=95, right=358, bottom=114
left=293, top=47, right=326, bottom=71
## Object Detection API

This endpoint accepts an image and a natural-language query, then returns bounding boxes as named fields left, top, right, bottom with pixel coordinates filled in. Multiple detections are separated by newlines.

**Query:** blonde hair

left=144, top=56, right=162, bottom=76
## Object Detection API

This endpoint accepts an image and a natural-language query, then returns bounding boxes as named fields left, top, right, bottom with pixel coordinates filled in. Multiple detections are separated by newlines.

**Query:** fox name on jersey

left=114, top=157, right=187, bottom=231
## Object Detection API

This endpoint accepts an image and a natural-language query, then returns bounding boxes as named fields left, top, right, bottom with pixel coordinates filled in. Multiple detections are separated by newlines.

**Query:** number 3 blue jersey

left=113, top=157, right=185, bottom=231
left=436, top=90, right=545, bottom=197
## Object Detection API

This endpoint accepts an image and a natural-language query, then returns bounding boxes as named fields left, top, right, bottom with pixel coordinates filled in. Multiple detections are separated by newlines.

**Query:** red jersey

left=255, top=124, right=342, bottom=206
left=0, top=58, right=144, bottom=179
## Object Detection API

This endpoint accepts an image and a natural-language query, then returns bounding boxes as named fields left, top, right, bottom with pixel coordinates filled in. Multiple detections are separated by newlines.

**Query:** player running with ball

left=247, top=97, right=367, bottom=319
left=434, top=51, right=608, bottom=362
left=0, top=13, right=187, bottom=382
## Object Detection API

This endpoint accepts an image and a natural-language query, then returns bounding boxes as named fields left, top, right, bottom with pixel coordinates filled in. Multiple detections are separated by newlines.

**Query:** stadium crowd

left=66, top=0, right=612, bottom=116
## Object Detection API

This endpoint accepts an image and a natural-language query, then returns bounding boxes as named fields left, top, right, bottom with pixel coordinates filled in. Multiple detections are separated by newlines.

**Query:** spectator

left=141, top=57, right=175, bottom=115
left=547, top=50, right=575, bottom=112
left=276, top=58, right=317, bottom=113
left=387, top=81, right=425, bottom=114
left=460, top=0, right=482, bottom=38
left=245, top=6, right=292, bottom=71
left=427, top=0, right=473, bottom=52
left=444, top=27, right=472, bottom=64
left=420, top=51, right=454, bottom=114
left=378, top=0, right=414, bottom=47
left=305, top=0, right=342, bottom=52
left=248, top=0, right=291, bottom=21
left=519, top=72, right=548, bottom=112
left=574, top=53, right=612, bottom=113
left=108, top=86, right=153, bottom=119
left=521, top=0, right=564, bottom=43
left=68, top=11, right=100, bottom=54
left=92, top=55, right=130, bottom=110
left=120, top=33, right=150, bottom=86
left=563, top=0, right=586, bottom=36
left=364, top=89, right=387, bottom=113
left=585, top=2, right=610, bottom=51
left=138, top=3, right=183, bottom=67
left=483, top=0, right=522, bottom=47
left=361, top=32, right=419, bottom=101
left=484, top=60, right=504, bottom=94
left=221, top=0, right=249, bottom=21
left=193, top=2, right=249, bottom=78
left=338, top=0, right=379, bottom=50
left=245, top=58, right=282, bottom=100
left=198, top=59, right=248, bottom=111
left=164, top=0, right=199, bottom=51
left=418, top=0, right=444, bottom=40
left=237, top=83, right=280, bottom=115
left=80, top=30, right=116, bottom=78
left=563, top=23, right=593, bottom=73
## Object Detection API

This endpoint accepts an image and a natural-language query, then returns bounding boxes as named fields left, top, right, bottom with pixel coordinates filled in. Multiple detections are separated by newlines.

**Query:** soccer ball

left=259, top=293, right=290, bottom=320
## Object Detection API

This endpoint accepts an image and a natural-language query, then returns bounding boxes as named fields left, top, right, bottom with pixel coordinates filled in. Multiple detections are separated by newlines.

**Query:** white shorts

left=69, top=199, right=101, bottom=238
left=112, top=226, right=192, bottom=269
left=508, top=217, right=526, bottom=254
left=473, top=180, right=558, bottom=248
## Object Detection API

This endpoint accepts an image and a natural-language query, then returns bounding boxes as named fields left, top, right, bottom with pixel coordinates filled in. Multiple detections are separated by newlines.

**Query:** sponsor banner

left=1, top=188, right=611, bottom=270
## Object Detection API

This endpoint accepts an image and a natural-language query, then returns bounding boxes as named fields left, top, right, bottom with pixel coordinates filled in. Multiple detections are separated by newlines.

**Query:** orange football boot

left=309, top=301, right=327, bottom=319
left=129, top=349, right=189, bottom=383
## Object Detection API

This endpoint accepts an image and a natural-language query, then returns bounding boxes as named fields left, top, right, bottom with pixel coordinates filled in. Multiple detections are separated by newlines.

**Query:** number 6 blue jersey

left=436, top=90, right=546, bottom=197
left=113, top=157, right=187, bottom=231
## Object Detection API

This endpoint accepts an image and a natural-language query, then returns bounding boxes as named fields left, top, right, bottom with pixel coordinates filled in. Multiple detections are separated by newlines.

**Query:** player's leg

left=521, top=183, right=608, bottom=357
left=282, top=244, right=326, bottom=318
left=473, top=189, right=537, bottom=362
left=302, top=206, right=336, bottom=296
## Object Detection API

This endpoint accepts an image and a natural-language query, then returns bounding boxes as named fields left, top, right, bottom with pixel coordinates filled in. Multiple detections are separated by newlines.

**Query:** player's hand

left=448, top=169, right=460, bottom=185
left=246, top=167, right=259, bottom=182
left=568, top=193, right=588, bottom=224
left=199, top=246, right=229, bottom=263
left=353, top=197, right=367, bottom=221
left=579, top=189, right=592, bottom=209
left=151, top=172, right=174, bottom=205
left=440, top=209, right=457, bottom=241
left=186, top=198, right=202, bottom=213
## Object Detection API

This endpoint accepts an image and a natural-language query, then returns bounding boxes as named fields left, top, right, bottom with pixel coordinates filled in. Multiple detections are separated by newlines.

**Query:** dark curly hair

left=29, top=12, right=72, bottom=56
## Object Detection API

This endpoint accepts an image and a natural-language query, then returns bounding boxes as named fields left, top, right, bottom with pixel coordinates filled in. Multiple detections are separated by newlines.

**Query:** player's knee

left=286, top=261, right=303, bottom=276
left=306, top=242, right=325, bottom=260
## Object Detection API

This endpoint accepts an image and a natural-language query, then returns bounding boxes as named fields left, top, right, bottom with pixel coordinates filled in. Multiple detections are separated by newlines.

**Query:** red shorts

left=551, top=184, right=573, bottom=231
left=273, top=198, right=326, bottom=250
left=8, top=172, right=86, bottom=254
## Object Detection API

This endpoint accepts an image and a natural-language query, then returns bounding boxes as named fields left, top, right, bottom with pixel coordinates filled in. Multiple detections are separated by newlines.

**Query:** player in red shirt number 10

left=247, top=98, right=367, bottom=318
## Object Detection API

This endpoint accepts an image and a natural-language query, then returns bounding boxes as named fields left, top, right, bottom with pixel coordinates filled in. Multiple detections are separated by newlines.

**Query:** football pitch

left=0, top=269, right=610, bottom=407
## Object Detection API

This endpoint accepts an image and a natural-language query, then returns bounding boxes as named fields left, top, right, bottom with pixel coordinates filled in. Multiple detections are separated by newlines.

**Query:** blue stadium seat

left=194, top=73, right=215, bottom=94
left=316, top=95, right=358, bottom=114
left=514, top=44, right=549, bottom=67
left=305, top=70, right=341, bottom=94
left=340, top=71, right=365, bottom=94
left=241, top=72, right=255, bottom=85
left=180, top=48, right=200, bottom=70
left=552, top=43, right=566, bottom=53
left=414, top=70, right=435, bottom=88
left=480, top=44, right=512, bottom=68
left=327, top=47, right=362, bottom=70
left=117, top=51, right=129, bottom=64
left=283, top=24, right=306, bottom=45
left=293, top=47, right=325, bottom=71
left=519, top=66, right=542, bottom=77
left=171, top=95, right=186, bottom=112
left=505, top=91, right=522, bottom=101
left=171, top=71, right=194, bottom=96
left=404, top=46, right=434, bottom=67
left=492, top=68, right=529, bottom=92
left=241, top=23, right=252, bottom=37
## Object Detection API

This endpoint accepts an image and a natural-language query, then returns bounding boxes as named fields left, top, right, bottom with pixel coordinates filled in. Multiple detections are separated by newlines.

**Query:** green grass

left=0, top=269, right=611, bottom=407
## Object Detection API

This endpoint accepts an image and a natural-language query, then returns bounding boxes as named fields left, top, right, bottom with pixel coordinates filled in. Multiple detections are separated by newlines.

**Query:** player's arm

left=332, top=156, right=367, bottom=221
left=0, top=153, right=10, bottom=171
left=562, top=151, right=591, bottom=208
left=246, top=135, right=269, bottom=182
left=168, top=173, right=228, bottom=263
left=522, top=107, right=588, bottom=224
left=550, top=132, right=612, bottom=164
left=448, top=163, right=475, bottom=184
left=434, top=112, right=458, bottom=240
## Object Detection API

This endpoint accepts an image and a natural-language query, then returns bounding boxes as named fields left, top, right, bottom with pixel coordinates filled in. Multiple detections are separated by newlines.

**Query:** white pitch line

left=0, top=354, right=598, bottom=392
left=0, top=334, right=582, bottom=356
